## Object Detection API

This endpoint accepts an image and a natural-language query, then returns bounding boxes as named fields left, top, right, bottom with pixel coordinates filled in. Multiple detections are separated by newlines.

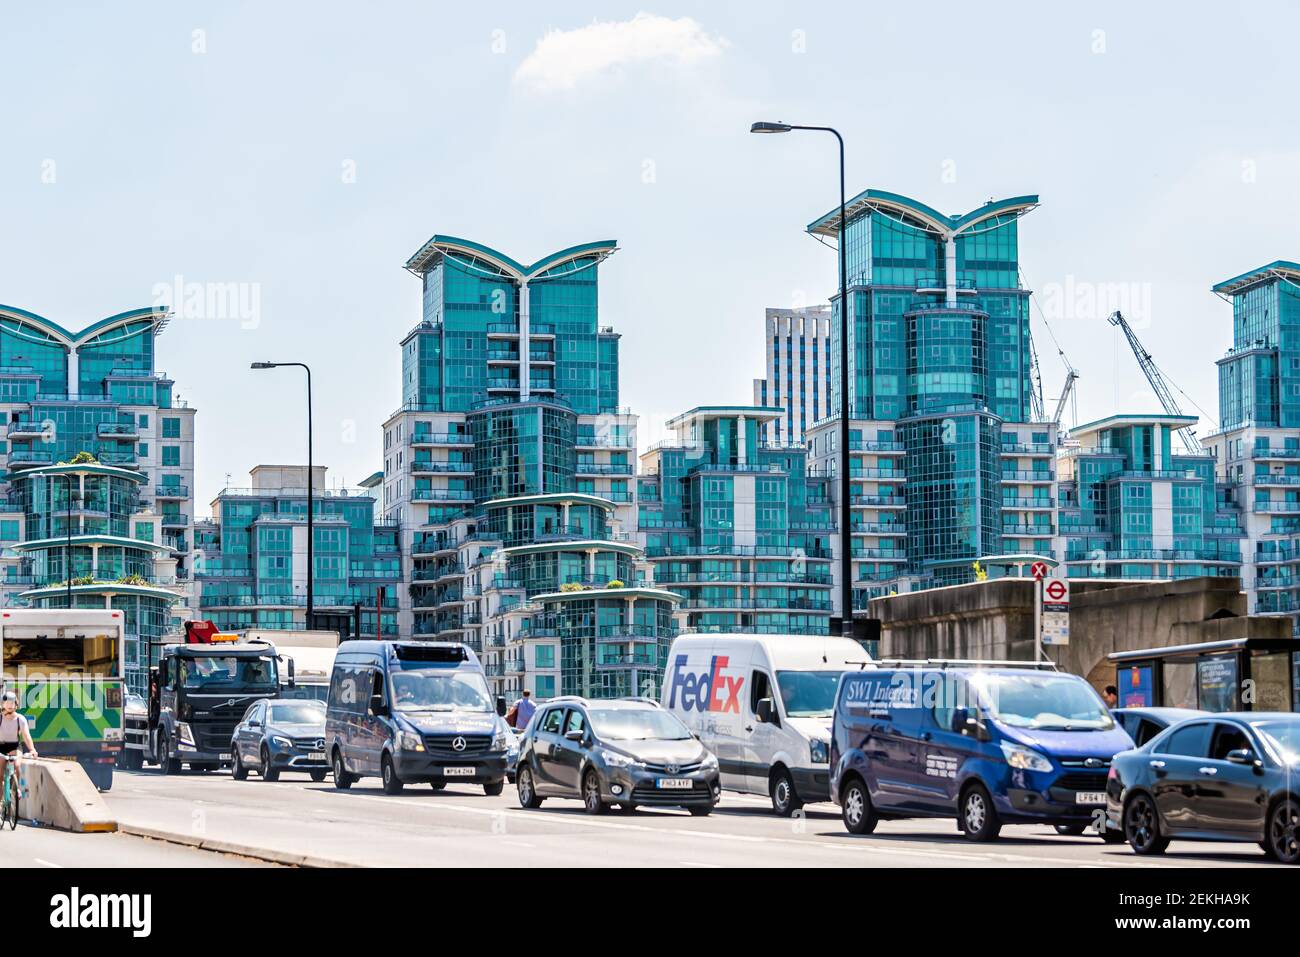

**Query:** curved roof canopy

left=0, top=305, right=169, bottom=348
left=1211, top=260, right=1300, bottom=297
left=808, top=189, right=1039, bottom=241
left=404, top=235, right=618, bottom=281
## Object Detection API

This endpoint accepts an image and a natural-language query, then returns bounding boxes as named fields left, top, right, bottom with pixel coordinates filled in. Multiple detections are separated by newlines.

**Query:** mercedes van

left=830, top=664, right=1135, bottom=840
left=325, top=641, right=512, bottom=795
left=660, top=633, right=872, bottom=815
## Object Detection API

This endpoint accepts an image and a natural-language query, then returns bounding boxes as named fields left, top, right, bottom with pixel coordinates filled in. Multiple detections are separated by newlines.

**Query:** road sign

left=1031, top=561, right=1049, bottom=580
left=1042, top=611, right=1070, bottom=646
left=1044, top=579, right=1068, bottom=603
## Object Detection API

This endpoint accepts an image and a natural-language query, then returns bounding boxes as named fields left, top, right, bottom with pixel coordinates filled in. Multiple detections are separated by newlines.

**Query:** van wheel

left=260, top=747, right=280, bottom=782
left=381, top=754, right=404, bottom=794
left=517, top=766, right=543, bottom=808
left=331, top=749, right=355, bottom=790
left=231, top=748, right=249, bottom=781
left=309, top=770, right=327, bottom=783
left=483, top=779, right=504, bottom=797
left=959, top=783, right=1002, bottom=841
left=582, top=769, right=606, bottom=815
left=769, top=767, right=802, bottom=817
left=1124, top=793, right=1168, bottom=855
left=1264, top=798, right=1299, bottom=864
left=1054, top=823, right=1088, bottom=836
left=429, top=782, right=446, bottom=792
left=841, top=777, right=878, bottom=835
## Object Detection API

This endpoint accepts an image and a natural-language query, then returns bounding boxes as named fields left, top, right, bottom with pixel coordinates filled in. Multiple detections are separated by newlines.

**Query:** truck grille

left=1053, top=771, right=1108, bottom=791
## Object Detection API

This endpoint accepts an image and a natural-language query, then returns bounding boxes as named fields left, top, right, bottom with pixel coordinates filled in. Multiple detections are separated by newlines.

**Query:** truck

left=243, top=629, right=339, bottom=703
left=121, top=626, right=289, bottom=773
left=0, top=609, right=127, bottom=791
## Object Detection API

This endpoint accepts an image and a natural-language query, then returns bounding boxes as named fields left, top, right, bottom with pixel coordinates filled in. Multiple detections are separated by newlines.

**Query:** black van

left=325, top=641, right=511, bottom=795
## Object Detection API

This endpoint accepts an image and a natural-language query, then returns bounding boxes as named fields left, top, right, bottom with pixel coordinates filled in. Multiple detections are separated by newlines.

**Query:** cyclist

left=0, top=691, right=37, bottom=786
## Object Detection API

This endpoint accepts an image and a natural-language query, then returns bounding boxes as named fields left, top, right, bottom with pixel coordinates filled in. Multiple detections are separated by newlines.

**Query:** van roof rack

left=863, top=658, right=1058, bottom=671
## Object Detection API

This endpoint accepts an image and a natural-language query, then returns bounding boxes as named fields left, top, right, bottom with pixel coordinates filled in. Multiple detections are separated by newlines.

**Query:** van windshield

left=976, top=674, right=1114, bottom=731
left=389, top=669, right=493, bottom=713
left=776, top=671, right=844, bottom=718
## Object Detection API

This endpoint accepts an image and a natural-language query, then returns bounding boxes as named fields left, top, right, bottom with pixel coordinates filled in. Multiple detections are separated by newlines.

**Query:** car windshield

left=389, top=669, right=493, bottom=712
left=776, top=670, right=844, bottom=718
left=587, top=708, right=692, bottom=741
left=977, top=674, right=1114, bottom=730
left=1253, top=720, right=1300, bottom=764
left=181, top=655, right=277, bottom=690
left=268, top=702, right=325, bottom=725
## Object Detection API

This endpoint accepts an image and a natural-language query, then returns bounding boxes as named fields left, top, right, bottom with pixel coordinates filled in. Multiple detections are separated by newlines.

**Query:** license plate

left=442, top=766, right=475, bottom=777
left=656, top=778, right=693, bottom=790
left=308, top=752, right=326, bottom=761
left=1075, top=791, right=1106, bottom=804
left=219, top=753, right=232, bottom=761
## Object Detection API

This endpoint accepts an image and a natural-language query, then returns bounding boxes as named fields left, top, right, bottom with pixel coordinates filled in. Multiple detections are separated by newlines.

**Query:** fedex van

left=660, top=633, right=871, bottom=815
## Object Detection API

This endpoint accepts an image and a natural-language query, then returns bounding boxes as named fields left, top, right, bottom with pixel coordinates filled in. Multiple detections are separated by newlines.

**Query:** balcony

left=97, top=421, right=140, bottom=440
left=575, top=462, right=634, bottom=475
left=161, top=515, right=189, bottom=529
left=155, top=485, right=189, bottom=499
left=1254, top=501, right=1300, bottom=513
left=1002, top=525, right=1054, bottom=536
left=6, top=450, right=53, bottom=465
left=576, top=434, right=637, bottom=449
left=1001, top=471, right=1054, bottom=483
left=1002, top=498, right=1055, bottom=509
left=851, top=523, right=907, bottom=535
left=411, top=431, right=472, bottom=446
left=411, top=488, right=474, bottom=502
left=412, top=460, right=473, bottom=475
left=850, top=468, right=906, bottom=481
left=1252, top=474, right=1300, bottom=486
left=849, top=440, right=905, bottom=453
left=7, top=420, right=47, bottom=439
left=852, top=494, right=906, bottom=508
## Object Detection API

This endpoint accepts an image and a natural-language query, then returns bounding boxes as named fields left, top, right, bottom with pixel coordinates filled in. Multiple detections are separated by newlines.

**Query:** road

left=2, top=820, right=274, bottom=867
left=55, top=767, right=1281, bottom=868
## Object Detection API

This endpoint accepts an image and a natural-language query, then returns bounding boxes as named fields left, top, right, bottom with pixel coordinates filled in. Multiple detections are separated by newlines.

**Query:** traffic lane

left=104, top=770, right=1275, bottom=868
left=5, top=822, right=274, bottom=868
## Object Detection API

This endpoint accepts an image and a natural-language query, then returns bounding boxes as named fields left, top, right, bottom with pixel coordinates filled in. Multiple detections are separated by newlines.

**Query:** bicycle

left=1, top=750, right=25, bottom=830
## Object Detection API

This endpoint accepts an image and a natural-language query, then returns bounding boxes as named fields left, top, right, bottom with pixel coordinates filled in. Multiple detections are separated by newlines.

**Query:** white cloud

left=514, top=12, right=727, bottom=93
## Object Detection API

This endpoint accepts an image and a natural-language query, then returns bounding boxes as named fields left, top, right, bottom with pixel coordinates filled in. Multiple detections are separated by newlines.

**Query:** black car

left=231, top=699, right=329, bottom=782
left=515, top=697, right=720, bottom=815
left=1112, top=707, right=1208, bottom=747
left=1106, top=712, right=1300, bottom=863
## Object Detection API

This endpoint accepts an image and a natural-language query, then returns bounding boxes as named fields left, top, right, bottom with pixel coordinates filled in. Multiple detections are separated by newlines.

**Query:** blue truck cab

left=830, top=663, right=1134, bottom=841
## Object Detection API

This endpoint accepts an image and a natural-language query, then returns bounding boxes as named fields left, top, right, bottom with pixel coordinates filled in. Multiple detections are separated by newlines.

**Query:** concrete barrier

left=20, top=758, right=117, bottom=833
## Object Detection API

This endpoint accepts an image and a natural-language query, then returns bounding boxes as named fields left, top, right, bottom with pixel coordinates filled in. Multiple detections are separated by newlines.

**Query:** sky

left=3, top=1, right=1299, bottom=513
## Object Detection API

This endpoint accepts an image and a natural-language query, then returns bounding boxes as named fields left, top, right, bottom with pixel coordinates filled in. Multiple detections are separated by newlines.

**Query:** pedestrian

left=511, top=689, right=536, bottom=729
left=1103, top=685, right=1118, bottom=709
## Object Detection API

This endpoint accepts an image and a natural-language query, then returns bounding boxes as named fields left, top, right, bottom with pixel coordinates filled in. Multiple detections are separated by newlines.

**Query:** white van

left=660, top=633, right=871, bottom=815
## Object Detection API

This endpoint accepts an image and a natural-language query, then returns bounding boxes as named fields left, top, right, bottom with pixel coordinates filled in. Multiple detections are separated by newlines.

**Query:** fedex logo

left=667, top=654, right=744, bottom=713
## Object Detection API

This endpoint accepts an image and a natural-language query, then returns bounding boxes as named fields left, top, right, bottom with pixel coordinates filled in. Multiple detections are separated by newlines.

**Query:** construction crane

left=1052, top=367, right=1079, bottom=429
left=1107, top=310, right=1203, bottom=454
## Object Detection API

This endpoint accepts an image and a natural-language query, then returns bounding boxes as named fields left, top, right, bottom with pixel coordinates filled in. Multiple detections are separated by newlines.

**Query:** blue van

left=325, top=641, right=512, bottom=795
left=829, top=664, right=1134, bottom=841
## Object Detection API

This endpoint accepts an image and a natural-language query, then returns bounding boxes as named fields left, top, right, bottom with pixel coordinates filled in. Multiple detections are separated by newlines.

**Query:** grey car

left=231, top=698, right=329, bottom=782
left=515, top=697, right=720, bottom=815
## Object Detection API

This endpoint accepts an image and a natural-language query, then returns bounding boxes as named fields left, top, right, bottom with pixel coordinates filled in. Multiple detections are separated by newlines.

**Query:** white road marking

left=32, top=858, right=62, bottom=868
left=679, top=861, right=722, bottom=868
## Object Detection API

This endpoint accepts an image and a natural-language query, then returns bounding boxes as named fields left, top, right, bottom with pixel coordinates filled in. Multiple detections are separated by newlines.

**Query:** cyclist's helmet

left=0, top=691, right=15, bottom=704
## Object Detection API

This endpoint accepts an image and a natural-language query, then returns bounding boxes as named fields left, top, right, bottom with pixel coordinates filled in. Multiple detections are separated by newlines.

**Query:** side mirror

left=952, top=708, right=985, bottom=739
left=951, top=708, right=969, bottom=734
left=1226, top=748, right=1261, bottom=767
left=564, top=729, right=585, bottom=742
left=755, top=697, right=776, bottom=725
left=496, top=696, right=507, bottom=717
left=249, top=720, right=261, bottom=729
left=286, top=657, right=296, bottom=690
left=369, top=694, right=388, bottom=717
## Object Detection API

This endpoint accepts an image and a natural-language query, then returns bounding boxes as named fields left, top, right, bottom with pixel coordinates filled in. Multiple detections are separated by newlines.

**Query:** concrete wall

left=868, top=576, right=1292, bottom=692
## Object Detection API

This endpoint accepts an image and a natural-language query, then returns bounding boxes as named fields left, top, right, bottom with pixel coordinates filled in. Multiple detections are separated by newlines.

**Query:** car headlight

left=598, top=749, right=640, bottom=768
left=397, top=731, right=424, bottom=752
left=176, top=722, right=195, bottom=745
left=809, top=739, right=829, bottom=764
left=700, top=752, right=718, bottom=770
left=493, top=729, right=508, bottom=751
left=272, top=735, right=293, bottom=749
left=1000, top=742, right=1053, bottom=773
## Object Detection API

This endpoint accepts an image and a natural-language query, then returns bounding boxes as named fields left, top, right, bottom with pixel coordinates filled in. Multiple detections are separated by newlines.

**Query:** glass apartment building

left=0, top=305, right=197, bottom=691
left=382, top=236, right=680, bottom=700
left=638, top=407, right=836, bottom=635
left=194, top=465, right=401, bottom=636
left=752, top=305, right=833, bottom=445
left=1205, top=261, right=1300, bottom=633
left=802, top=191, right=1056, bottom=611
left=1058, top=415, right=1242, bottom=581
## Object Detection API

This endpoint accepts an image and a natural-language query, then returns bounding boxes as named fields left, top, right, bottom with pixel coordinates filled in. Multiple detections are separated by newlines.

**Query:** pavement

left=2, top=819, right=276, bottom=867
left=56, top=766, right=1284, bottom=869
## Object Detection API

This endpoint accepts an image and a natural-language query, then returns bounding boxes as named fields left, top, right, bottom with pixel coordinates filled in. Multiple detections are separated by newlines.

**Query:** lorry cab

left=144, top=640, right=284, bottom=773
left=660, top=633, right=872, bottom=816
left=830, top=662, right=1135, bottom=840
left=325, top=640, right=511, bottom=796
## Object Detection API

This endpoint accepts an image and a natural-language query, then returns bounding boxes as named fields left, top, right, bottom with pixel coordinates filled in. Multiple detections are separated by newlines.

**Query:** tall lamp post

left=751, top=120, right=854, bottom=638
left=251, top=362, right=315, bottom=626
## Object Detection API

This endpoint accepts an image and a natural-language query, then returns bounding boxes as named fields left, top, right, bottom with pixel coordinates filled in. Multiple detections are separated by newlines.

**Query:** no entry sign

left=1031, top=561, right=1049, bottom=580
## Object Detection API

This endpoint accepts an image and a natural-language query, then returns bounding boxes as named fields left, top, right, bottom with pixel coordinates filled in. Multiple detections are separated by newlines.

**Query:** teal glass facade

left=639, top=407, right=835, bottom=635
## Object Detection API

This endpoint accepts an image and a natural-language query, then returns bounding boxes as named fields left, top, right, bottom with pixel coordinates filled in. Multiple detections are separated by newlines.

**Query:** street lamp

left=750, top=120, right=853, bottom=638
left=251, top=362, right=315, bottom=625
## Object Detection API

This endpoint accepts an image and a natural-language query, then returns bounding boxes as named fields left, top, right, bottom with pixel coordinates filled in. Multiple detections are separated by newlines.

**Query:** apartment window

left=138, top=414, right=149, bottom=428
left=162, top=446, right=180, bottom=467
